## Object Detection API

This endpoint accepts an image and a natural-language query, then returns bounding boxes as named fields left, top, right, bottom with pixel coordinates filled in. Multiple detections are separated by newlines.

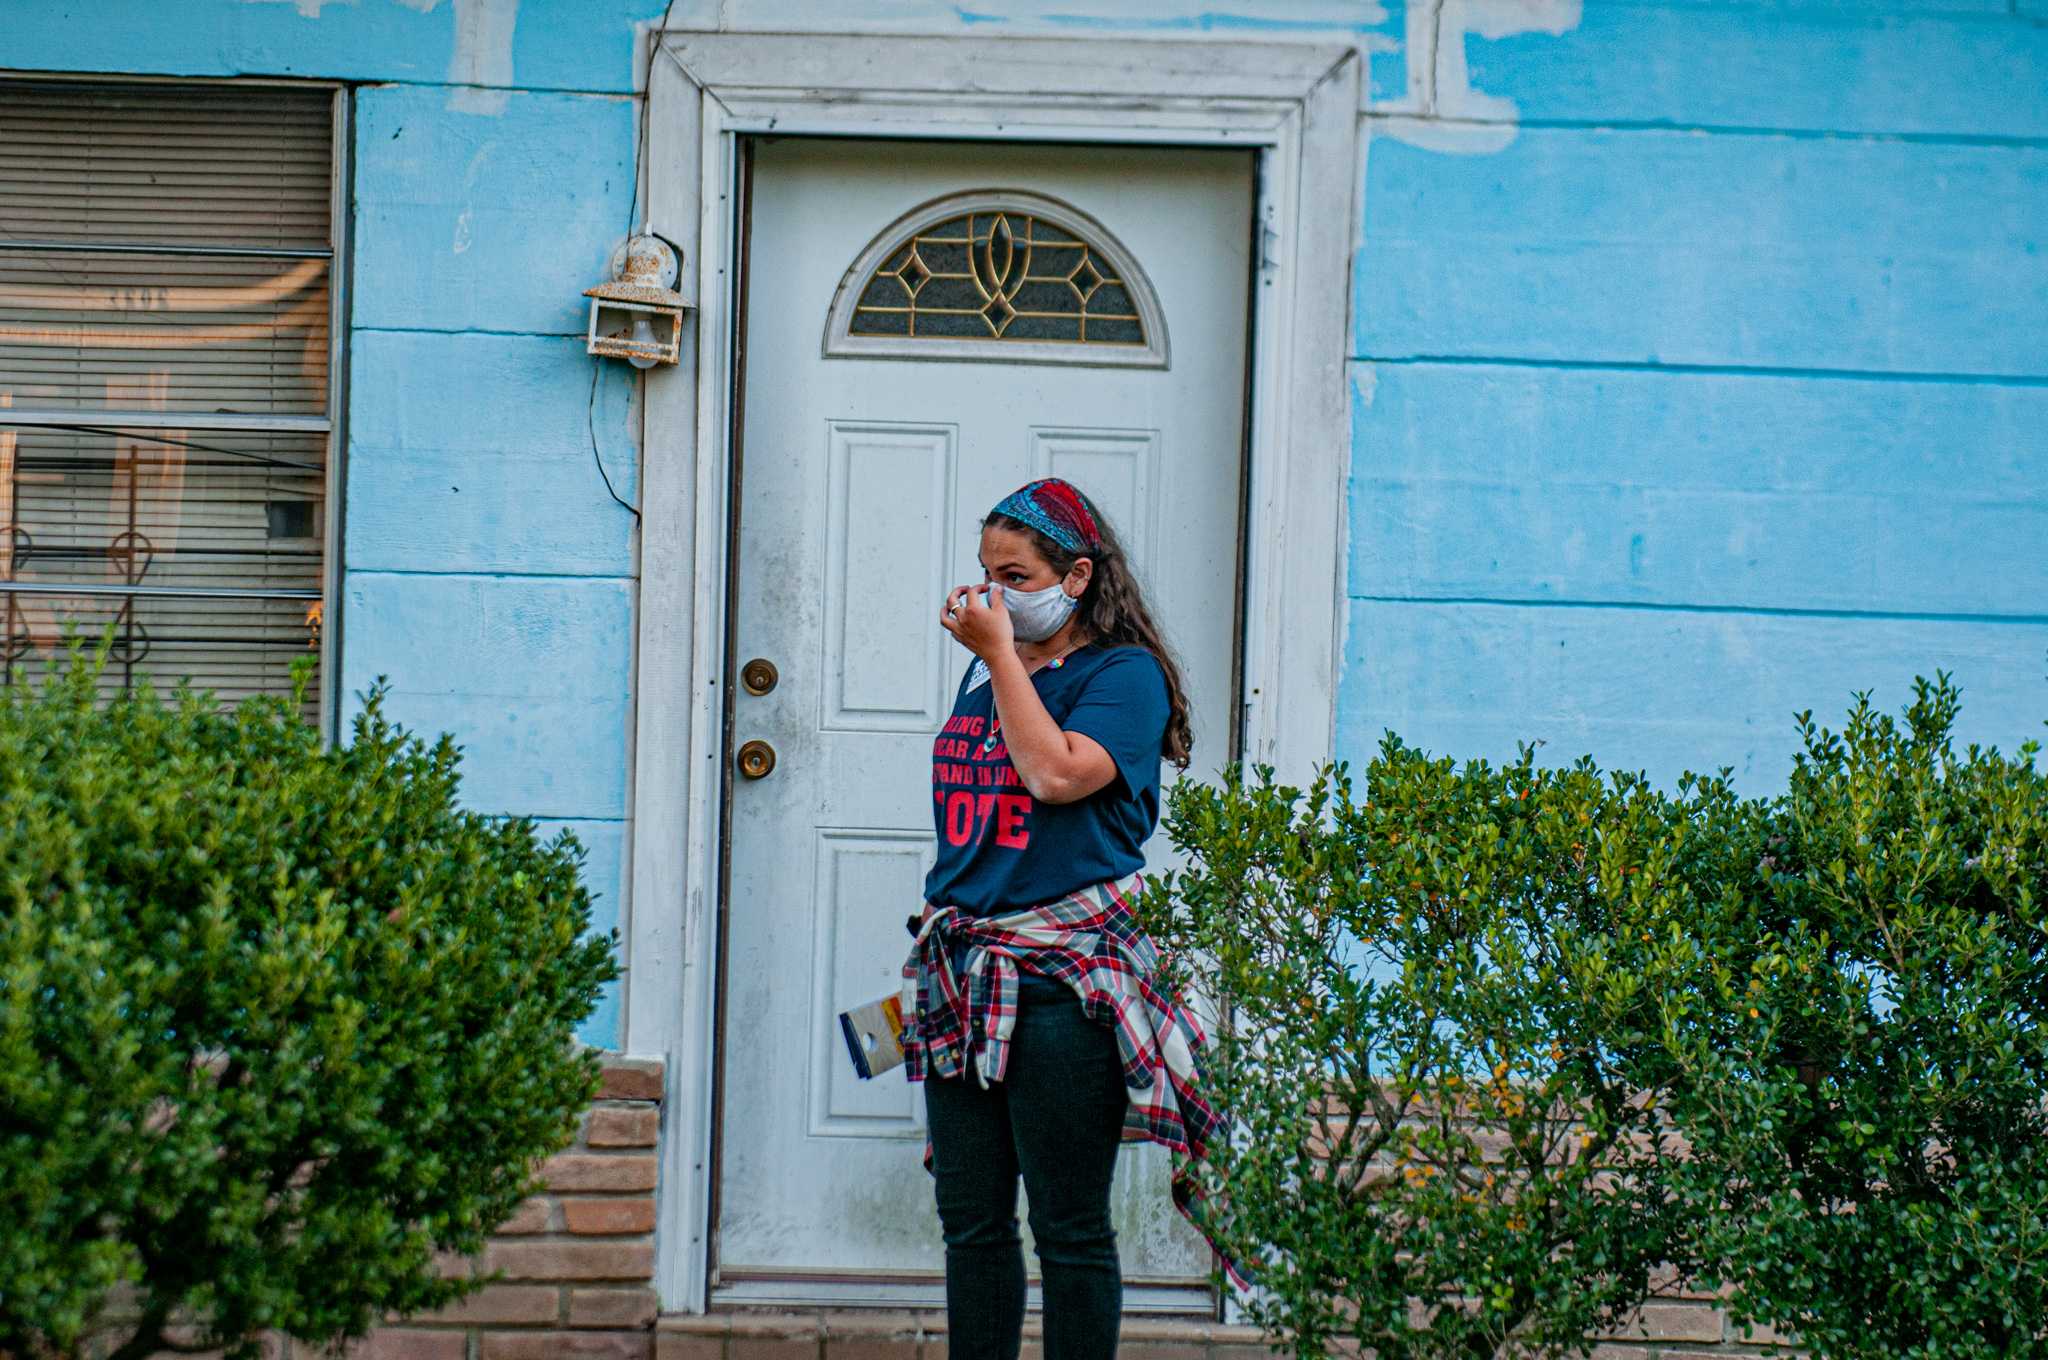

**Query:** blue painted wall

left=5, top=0, right=669, bottom=1047
left=1348, top=1, right=2048, bottom=790
left=8, top=0, right=2045, bottom=1047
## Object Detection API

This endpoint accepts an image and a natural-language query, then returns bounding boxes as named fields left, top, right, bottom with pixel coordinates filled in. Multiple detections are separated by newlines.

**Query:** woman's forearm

left=984, top=650, right=1098, bottom=804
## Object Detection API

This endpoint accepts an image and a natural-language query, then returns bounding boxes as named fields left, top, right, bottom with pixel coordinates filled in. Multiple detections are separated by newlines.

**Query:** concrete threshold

left=656, top=1310, right=1276, bottom=1360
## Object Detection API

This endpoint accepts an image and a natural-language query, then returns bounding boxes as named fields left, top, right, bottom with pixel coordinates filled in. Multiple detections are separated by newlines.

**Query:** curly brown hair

left=986, top=488, right=1194, bottom=769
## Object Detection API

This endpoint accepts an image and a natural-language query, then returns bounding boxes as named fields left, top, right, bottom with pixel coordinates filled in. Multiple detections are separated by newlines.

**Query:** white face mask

left=1002, top=580, right=1078, bottom=642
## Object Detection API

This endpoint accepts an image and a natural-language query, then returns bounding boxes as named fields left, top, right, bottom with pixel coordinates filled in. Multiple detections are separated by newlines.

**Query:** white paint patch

left=1393, top=0, right=1440, bottom=114
left=243, top=0, right=354, bottom=17
left=1359, top=0, right=1441, bottom=116
left=1352, top=363, right=1379, bottom=409
left=1455, top=0, right=1580, bottom=44
left=1439, top=0, right=1579, bottom=121
left=1384, top=0, right=1580, bottom=154
left=447, top=0, right=518, bottom=115
left=396, top=0, right=441, bottom=11
left=452, top=145, right=491, bottom=254
left=1372, top=113, right=1513, bottom=155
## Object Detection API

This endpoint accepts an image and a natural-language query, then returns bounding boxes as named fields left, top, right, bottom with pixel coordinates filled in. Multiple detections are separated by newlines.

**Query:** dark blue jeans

left=924, top=969, right=1130, bottom=1360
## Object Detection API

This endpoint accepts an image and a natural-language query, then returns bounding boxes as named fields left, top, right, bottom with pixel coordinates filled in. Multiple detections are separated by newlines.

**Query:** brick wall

left=347, top=1057, right=666, bottom=1360
left=112, top=1049, right=1801, bottom=1360
left=373, top=1055, right=1784, bottom=1360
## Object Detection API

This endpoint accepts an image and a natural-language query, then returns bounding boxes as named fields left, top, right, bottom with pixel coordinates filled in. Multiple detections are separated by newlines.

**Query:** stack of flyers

left=838, top=991, right=908, bottom=1079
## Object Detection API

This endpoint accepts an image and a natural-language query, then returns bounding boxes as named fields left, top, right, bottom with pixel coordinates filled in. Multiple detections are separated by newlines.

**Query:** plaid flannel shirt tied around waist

left=899, top=870, right=1246, bottom=1286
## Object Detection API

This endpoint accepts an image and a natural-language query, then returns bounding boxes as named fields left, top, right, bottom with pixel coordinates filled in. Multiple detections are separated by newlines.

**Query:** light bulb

left=627, top=314, right=660, bottom=369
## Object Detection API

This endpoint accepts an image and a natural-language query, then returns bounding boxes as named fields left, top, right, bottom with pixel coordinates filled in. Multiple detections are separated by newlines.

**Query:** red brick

left=1606, top=1303, right=1723, bottom=1344
left=585, top=1107, right=661, bottom=1148
left=542, top=1155, right=660, bottom=1193
left=418, top=1284, right=562, bottom=1326
left=1733, top=1317, right=1797, bottom=1345
left=824, top=1340, right=917, bottom=1360
left=657, top=1334, right=725, bottom=1360
left=568, top=1288, right=660, bottom=1329
left=1211, top=1347, right=1277, bottom=1360
left=433, top=1250, right=477, bottom=1280
left=481, top=1331, right=652, bottom=1360
left=598, top=1060, right=665, bottom=1101
left=496, top=1198, right=554, bottom=1235
left=820, top=1313, right=924, bottom=1344
left=483, top=1240, right=656, bottom=1283
left=562, top=1198, right=657, bottom=1236
left=1118, top=1345, right=1203, bottom=1360
left=725, top=1317, right=819, bottom=1340
left=183, top=1340, right=287, bottom=1360
left=354, top=1330, right=469, bottom=1360
left=730, top=1340, right=816, bottom=1360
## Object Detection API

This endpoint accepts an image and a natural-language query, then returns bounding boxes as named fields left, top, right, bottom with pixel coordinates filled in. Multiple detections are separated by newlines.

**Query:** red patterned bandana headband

left=989, top=478, right=1102, bottom=555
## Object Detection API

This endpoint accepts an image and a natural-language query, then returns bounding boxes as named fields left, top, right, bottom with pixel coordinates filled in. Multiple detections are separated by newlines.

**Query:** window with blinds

left=0, top=78, right=341, bottom=723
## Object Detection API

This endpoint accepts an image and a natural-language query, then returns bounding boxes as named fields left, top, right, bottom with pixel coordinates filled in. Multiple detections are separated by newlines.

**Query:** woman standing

left=902, top=477, right=1224, bottom=1360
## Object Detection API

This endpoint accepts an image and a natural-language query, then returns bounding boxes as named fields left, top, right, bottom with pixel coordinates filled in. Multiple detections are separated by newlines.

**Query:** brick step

left=655, top=1311, right=1273, bottom=1360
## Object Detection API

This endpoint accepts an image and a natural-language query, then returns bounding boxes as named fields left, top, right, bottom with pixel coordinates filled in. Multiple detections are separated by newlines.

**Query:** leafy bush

left=1649, top=676, right=2048, bottom=1357
left=1145, top=675, right=2047, bottom=1357
left=1142, top=740, right=1756, bottom=1360
left=0, top=643, right=618, bottom=1360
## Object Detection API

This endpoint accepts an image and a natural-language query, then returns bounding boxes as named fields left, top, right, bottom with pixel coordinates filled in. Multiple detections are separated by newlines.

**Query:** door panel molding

left=629, top=30, right=1359, bottom=1313
left=1027, top=426, right=1161, bottom=582
left=820, top=420, right=958, bottom=733
left=805, top=827, right=933, bottom=1140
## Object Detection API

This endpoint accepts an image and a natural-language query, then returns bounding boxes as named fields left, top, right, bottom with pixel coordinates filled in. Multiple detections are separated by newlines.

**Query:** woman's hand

left=940, top=583, right=1015, bottom=660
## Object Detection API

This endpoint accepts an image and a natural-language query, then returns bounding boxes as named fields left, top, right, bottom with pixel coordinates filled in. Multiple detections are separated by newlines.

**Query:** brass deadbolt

left=736, top=739, right=777, bottom=780
left=741, top=657, right=779, bottom=696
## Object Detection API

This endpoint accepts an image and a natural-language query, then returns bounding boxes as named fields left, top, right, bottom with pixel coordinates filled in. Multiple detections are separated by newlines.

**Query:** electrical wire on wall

left=587, top=0, right=683, bottom=522
left=587, top=361, right=637, bottom=518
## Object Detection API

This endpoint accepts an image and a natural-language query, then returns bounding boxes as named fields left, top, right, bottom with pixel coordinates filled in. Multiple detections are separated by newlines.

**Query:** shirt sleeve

left=1060, top=648, right=1169, bottom=801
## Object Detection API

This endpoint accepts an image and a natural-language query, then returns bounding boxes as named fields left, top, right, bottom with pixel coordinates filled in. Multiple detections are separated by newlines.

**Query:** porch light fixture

left=585, top=234, right=688, bottom=369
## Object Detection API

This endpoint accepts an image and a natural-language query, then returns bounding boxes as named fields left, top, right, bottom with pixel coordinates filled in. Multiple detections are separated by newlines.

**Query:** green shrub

left=1650, top=676, right=2048, bottom=1357
left=0, top=642, right=618, bottom=1360
left=1146, top=676, right=2048, bottom=1358
left=1142, top=740, right=1757, bottom=1360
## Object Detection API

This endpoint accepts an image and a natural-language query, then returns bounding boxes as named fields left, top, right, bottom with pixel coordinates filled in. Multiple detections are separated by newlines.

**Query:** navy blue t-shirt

left=922, top=643, right=1170, bottom=915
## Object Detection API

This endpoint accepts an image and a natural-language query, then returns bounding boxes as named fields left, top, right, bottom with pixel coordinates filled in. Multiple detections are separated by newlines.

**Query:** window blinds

left=0, top=79, right=338, bottom=717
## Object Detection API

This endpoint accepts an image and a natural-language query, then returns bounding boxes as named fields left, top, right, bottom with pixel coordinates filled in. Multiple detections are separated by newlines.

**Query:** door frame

left=626, top=28, right=1360, bottom=1312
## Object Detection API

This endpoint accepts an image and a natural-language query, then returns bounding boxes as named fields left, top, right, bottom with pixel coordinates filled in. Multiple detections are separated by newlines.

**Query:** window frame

left=0, top=74, right=350, bottom=740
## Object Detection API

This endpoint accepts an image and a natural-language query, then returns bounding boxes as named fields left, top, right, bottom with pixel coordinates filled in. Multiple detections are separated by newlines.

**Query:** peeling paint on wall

left=1383, top=0, right=1581, bottom=153
left=243, top=0, right=353, bottom=17
left=944, top=0, right=1390, bottom=31
left=450, top=144, right=493, bottom=253
left=448, top=0, right=519, bottom=113
left=1383, top=0, right=1437, bottom=115
left=1352, top=363, right=1379, bottom=410
left=923, top=0, right=1407, bottom=102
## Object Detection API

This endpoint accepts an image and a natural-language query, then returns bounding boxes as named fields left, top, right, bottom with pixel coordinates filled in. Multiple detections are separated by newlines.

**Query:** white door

left=715, top=137, right=1253, bottom=1311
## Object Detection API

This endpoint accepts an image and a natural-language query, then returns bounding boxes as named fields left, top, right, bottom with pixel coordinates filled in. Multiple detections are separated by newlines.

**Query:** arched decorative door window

left=822, top=190, right=1170, bottom=368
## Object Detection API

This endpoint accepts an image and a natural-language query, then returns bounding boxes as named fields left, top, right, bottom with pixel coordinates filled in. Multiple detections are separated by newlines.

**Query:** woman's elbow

left=1023, top=770, right=1086, bottom=805
left=1022, top=761, right=1115, bottom=806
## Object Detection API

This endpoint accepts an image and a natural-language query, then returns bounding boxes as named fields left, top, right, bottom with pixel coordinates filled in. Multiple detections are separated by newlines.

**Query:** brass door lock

left=736, top=739, right=777, bottom=780
left=740, top=658, right=779, bottom=696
